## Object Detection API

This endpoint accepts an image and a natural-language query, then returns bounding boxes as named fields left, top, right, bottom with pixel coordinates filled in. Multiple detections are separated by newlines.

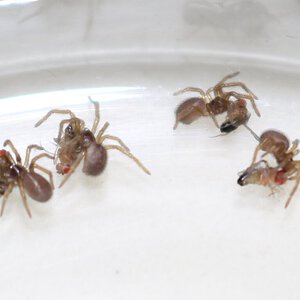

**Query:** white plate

left=1, top=1, right=300, bottom=299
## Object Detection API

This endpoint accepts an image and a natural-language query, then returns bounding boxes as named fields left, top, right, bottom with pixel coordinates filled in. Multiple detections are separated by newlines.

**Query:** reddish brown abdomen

left=83, top=142, right=107, bottom=176
left=175, top=97, right=208, bottom=125
left=260, top=130, right=290, bottom=163
left=23, top=172, right=53, bottom=202
left=260, top=130, right=290, bottom=149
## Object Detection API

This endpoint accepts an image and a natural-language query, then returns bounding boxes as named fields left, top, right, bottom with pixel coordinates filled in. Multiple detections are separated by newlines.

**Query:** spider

left=0, top=140, right=54, bottom=217
left=35, top=98, right=150, bottom=188
left=249, top=129, right=299, bottom=168
left=173, top=72, right=260, bottom=134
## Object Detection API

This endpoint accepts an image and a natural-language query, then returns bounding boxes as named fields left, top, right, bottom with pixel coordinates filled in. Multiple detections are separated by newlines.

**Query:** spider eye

left=75, top=145, right=82, bottom=153
left=65, top=124, right=75, bottom=137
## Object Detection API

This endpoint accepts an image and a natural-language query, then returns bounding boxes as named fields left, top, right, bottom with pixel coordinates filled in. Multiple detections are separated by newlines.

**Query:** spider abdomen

left=175, top=97, right=208, bottom=125
left=83, top=142, right=107, bottom=176
left=23, top=172, right=53, bottom=202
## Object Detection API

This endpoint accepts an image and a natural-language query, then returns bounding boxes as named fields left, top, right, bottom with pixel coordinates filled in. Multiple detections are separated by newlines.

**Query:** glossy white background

left=1, top=1, right=300, bottom=299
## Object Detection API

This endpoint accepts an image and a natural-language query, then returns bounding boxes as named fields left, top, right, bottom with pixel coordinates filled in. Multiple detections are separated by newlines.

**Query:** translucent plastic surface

left=1, top=1, right=300, bottom=300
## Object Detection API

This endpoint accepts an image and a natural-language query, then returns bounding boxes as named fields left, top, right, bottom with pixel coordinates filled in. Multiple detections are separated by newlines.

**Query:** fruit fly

left=238, top=159, right=300, bottom=208
left=35, top=98, right=150, bottom=188
left=0, top=140, right=54, bottom=217
left=173, top=72, right=260, bottom=134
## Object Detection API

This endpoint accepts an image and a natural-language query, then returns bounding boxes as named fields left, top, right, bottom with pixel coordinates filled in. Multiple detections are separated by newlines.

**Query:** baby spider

left=249, top=129, right=299, bottom=168
left=238, top=158, right=300, bottom=208
left=173, top=72, right=260, bottom=134
left=35, top=98, right=151, bottom=188
left=0, top=140, right=54, bottom=217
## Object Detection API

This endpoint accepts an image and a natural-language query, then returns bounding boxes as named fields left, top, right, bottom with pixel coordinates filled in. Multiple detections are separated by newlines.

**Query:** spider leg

left=56, top=119, right=74, bottom=143
left=217, top=72, right=240, bottom=85
left=224, top=91, right=260, bottom=117
left=29, top=153, right=54, bottom=168
left=173, top=87, right=206, bottom=98
left=285, top=170, right=300, bottom=208
left=54, top=148, right=60, bottom=165
left=35, top=109, right=76, bottom=127
left=24, top=144, right=44, bottom=168
left=105, top=145, right=150, bottom=175
left=261, top=147, right=276, bottom=158
left=207, top=111, right=220, bottom=128
left=98, top=135, right=130, bottom=151
left=88, top=97, right=100, bottom=134
left=3, top=140, right=21, bottom=163
left=218, top=81, right=258, bottom=100
left=211, top=72, right=240, bottom=98
left=28, top=153, right=54, bottom=187
left=0, top=183, right=14, bottom=217
left=244, top=97, right=260, bottom=117
left=58, top=154, right=84, bottom=188
left=205, top=87, right=215, bottom=100
left=96, top=122, right=110, bottom=142
left=251, top=138, right=271, bottom=166
left=18, top=180, right=32, bottom=218
left=267, top=184, right=278, bottom=197
left=243, top=124, right=260, bottom=141
left=30, top=163, right=54, bottom=190
left=287, top=139, right=300, bottom=154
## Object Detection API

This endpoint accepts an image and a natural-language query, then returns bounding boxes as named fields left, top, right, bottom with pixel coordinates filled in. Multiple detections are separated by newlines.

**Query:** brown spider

left=250, top=129, right=299, bottom=168
left=0, top=140, right=54, bottom=217
left=173, top=72, right=260, bottom=134
left=35, top=98, right=150, bottom=188
left=238, top=130, right=300, bottom=208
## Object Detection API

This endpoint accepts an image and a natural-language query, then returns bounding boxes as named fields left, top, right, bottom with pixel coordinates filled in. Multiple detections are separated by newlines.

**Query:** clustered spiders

left=173, top=72, right=300, bottom=208
left=0, top=72, right=298, bottom=218
left=1, top=98, right=150, bottom=217
left=237, top=129, right=300, bottom=208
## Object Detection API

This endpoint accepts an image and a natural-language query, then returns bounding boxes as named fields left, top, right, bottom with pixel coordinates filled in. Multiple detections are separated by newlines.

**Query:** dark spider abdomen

left=83, top=142, right=107, bottom=176
left=23, top=172, right=52, bottom=202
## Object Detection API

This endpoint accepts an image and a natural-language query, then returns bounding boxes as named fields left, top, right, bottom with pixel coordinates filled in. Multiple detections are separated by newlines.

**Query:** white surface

left=1, top=1, right=300, bottom=300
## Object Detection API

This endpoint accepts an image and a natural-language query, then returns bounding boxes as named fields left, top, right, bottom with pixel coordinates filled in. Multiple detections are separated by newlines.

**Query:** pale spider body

left=238, top=160, right=286, bottom=189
